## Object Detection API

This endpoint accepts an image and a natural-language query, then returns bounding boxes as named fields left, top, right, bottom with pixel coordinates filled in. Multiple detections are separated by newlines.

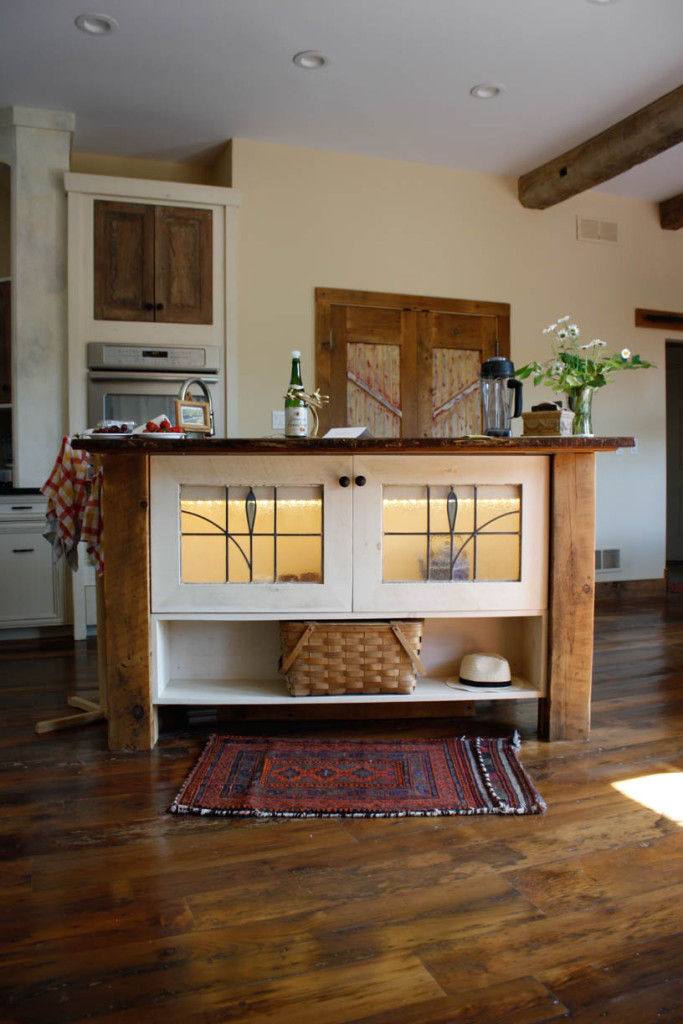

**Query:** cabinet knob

left=144, top=302, right=154, bottom=310
left=355, top=475, right=367, bottom=487
left=338, top=476, right=351, bottom=488
left=156, top=303, right=164, bottom=311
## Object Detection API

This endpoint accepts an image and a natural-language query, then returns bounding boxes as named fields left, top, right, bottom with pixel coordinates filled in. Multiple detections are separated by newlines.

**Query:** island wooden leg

left=539, top=452, right=596, bottom=741
left=101, top=453, right=157, bottom=750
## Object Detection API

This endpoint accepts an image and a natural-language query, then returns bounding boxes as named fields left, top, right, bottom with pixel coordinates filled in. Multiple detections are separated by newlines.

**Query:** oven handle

left=88, top=371, right=219, bottom=384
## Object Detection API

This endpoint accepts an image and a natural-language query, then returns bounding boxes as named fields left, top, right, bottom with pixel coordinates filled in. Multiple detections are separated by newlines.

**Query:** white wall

left=231, top=138, right=683, bottom=582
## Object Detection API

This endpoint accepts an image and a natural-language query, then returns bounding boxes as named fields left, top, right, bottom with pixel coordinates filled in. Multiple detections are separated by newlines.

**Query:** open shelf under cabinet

left=152, top=613, right=547, bottom=706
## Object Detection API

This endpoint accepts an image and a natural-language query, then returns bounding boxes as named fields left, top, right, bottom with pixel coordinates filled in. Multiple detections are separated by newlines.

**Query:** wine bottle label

left=285, top=405, right=308, bottom=436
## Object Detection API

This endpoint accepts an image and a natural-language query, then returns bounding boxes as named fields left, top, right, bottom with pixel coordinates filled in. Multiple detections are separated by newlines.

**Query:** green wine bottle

left=284, top=350, right=309, bottom=437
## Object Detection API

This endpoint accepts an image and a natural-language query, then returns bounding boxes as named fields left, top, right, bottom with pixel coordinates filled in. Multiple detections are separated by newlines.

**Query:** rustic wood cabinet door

left=94, top=201, right=155, bottom=321
left=316, top=288, right=510, bottom=437
left=94, top=201, right=212, bottom=324
left=417, top=309, right=502, bottom=437
left=154, top=205, right=212, bottom=324
left=326, top=301, right=418, bottom=437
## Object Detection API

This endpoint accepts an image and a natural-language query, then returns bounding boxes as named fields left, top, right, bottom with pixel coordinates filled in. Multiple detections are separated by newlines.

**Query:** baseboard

left=0, top=624, right=72, bottom=642
left=595, top=578, right=666, bottom=603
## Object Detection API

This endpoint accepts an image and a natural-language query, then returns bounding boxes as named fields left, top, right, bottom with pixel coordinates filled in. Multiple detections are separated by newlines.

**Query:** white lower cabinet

left=0, top=500, right=64, bottom=626
left=149, top=454, right=549, bottom=707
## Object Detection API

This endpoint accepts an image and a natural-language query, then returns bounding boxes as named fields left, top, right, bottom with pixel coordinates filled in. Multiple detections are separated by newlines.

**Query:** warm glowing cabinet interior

left=151, top=454, right=548, bottom=614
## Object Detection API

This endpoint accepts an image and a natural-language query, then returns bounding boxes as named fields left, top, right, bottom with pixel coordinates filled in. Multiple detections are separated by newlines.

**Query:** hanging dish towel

left=41, top=436, right=104, bottom=574
left=81, top=465, right=104, bottom=576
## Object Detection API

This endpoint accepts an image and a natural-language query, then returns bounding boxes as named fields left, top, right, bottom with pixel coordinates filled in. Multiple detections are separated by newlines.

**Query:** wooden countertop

left=72, top=435, right=634, bottom=456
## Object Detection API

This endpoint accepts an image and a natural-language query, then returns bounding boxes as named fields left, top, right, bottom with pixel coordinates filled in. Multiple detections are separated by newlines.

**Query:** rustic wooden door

left=315, top=288, right=510, bottom=437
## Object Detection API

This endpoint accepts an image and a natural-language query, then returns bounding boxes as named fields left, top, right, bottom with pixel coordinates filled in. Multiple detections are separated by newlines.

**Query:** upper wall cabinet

left=94, top=201, right=212, bottom=324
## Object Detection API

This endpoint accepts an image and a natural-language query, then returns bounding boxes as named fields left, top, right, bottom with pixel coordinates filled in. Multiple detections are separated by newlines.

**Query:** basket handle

left=390, top=623, right=426, bottom=676
left=279, top=624, right=315, bottom=675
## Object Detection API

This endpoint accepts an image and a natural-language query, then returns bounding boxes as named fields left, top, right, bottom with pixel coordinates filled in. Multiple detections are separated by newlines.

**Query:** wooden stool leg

left=35, top=575, right=108, bottom=735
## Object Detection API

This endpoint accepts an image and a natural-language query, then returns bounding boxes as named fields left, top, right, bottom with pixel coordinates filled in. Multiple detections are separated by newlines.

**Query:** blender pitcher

left=480, top=357, right=523, bottom=437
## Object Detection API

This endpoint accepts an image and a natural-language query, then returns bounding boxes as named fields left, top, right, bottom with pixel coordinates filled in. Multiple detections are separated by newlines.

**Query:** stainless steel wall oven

left=87, top=342, right=224, bottom=434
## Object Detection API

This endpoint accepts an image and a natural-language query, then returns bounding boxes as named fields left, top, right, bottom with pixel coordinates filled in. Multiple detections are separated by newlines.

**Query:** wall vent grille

left=577, top=216, right=619, bottom=245
left=595, top=548, right=622, bottom=571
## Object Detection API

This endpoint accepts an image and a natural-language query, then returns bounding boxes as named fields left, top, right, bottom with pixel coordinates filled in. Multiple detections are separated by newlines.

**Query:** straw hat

left=458, top=652, right=511, bottom=689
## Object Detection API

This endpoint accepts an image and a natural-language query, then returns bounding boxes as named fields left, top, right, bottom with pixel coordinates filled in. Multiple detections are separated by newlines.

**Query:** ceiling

left=1, top=0, right=682, bottom=204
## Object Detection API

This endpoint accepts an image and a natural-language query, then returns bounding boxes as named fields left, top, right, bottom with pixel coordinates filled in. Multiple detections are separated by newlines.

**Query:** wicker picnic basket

left=279, top=619, right=425, bottom=697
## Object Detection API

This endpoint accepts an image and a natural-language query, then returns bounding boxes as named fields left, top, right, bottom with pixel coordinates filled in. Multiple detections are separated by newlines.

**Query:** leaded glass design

left=382, top=484, right=521, bottom=582
left=180, top=485, right=323, bottom=584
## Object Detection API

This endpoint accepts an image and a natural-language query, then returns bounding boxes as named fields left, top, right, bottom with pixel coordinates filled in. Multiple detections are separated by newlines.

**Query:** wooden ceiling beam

left=660, top=190, right=683, bottom=230
left=518, top=84, right=683, bottom=210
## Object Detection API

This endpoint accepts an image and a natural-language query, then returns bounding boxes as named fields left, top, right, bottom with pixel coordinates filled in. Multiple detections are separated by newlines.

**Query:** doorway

left=0, top=161, right=11, bottom=484
left=665, top=341, right=683, bottom=586
left=315, top=288, right=510, bottom=437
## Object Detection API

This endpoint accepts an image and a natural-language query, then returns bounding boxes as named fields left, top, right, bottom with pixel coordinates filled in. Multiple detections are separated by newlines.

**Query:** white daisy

left=621, top=348, right=631, bottom=359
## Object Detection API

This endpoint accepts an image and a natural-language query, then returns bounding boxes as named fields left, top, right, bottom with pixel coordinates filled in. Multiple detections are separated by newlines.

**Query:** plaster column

left=0, top=107, right=75, bottom=488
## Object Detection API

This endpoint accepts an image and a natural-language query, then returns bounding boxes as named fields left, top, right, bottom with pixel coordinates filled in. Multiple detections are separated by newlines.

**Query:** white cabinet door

left=0, top=524, right=64, bottom=624
left=150, top=455, right=353, bottom=613
left=352, top=455, right=549, bottom=613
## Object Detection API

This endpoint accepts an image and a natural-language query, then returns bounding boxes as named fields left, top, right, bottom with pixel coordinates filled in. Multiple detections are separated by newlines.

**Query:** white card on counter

left=323, top=427, right=373, bottom=438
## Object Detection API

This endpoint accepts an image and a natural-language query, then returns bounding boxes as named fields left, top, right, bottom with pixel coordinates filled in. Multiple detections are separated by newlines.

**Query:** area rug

left=169, top=732, right=546, bottom=818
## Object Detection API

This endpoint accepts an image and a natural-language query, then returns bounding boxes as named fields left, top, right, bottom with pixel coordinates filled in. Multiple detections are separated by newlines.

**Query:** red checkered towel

left=81, top=466, right=104, bottom=576
left=41, top=437, right=104, bottom=575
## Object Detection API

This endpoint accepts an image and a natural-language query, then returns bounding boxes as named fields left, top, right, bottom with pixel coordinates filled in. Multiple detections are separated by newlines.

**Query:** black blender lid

left=481, top=356, right=515, bottom=378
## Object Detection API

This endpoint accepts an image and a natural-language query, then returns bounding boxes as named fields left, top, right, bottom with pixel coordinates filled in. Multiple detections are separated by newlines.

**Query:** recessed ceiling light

left=75, top=13, right=118, bottom=35
left=469, top=83, right=506, bottom=100
left=293, top=51, right=330, bottom=70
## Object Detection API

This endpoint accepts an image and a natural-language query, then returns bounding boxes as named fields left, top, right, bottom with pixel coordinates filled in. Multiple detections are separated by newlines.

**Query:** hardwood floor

left=1, top=598, right=683, bottom=1024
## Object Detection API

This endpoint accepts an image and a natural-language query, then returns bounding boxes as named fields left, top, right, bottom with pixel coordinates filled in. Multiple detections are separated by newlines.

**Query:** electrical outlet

left=272, top=409, right=285, bottom=431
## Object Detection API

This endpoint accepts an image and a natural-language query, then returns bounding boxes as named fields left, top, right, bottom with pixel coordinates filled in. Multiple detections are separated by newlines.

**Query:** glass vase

left=568, top=387, right=595, bottom=437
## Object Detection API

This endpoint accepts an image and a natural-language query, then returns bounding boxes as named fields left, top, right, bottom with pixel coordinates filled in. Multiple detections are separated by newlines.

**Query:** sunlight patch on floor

left=612, top=773, right=683, bottom=825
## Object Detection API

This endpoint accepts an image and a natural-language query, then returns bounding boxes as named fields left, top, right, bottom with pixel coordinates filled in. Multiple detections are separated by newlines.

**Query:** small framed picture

left=175, top=399, right=212, bottom=433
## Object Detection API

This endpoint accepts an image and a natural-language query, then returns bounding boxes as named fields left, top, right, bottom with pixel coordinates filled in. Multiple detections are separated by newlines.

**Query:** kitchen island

left=73, top=435, right=633, bottom=750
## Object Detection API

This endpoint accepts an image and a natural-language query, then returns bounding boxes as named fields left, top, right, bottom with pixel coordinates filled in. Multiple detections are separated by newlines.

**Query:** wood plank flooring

left=1, top=598, right=682, bottom=1023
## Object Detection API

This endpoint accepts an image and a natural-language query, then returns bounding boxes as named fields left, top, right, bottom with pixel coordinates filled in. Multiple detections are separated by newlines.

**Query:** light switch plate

left=272, top=409, right=285, bottom=430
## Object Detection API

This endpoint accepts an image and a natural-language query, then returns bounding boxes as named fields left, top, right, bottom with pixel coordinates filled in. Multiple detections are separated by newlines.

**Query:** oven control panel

left=87, top=342, right=220, bottom=373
